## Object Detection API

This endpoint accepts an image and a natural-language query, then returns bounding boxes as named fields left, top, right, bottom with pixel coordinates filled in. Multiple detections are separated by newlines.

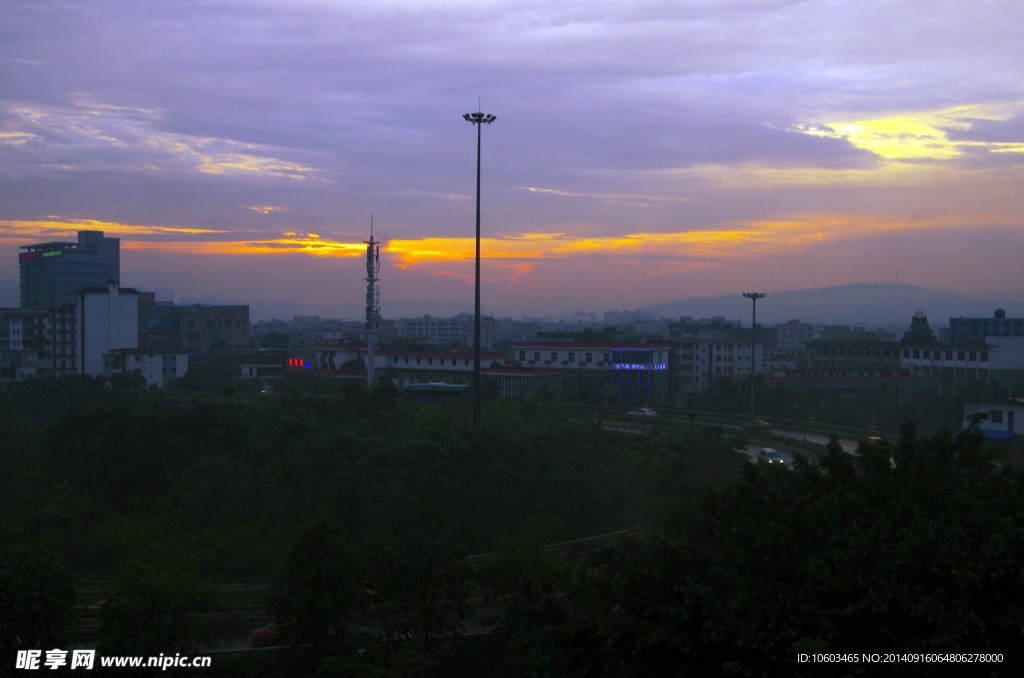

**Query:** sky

left=2, top=0, right=1023, bottom=321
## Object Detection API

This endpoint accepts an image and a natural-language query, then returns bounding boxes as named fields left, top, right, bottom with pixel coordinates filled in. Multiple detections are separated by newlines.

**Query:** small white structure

left=962, top=400, right=1024, bottom=439
left=104, top=348, right=189, bottom=388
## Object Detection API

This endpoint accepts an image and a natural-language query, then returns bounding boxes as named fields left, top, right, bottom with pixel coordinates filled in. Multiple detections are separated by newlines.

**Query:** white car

left=627, top=407, right=658, bottom=417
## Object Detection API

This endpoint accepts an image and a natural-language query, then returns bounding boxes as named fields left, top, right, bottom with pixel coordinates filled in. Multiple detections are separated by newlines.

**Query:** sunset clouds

left=1, top=0, right=1022, bottom=318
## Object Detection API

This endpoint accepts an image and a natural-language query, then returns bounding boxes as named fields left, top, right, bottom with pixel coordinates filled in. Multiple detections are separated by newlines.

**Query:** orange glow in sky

left=3, top=1, right=1024, bottom=320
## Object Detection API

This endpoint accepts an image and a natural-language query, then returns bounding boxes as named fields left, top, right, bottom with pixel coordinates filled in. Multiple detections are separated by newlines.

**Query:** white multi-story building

left=393, top=314, right=495, bottom=348
left=899, top=343, right=990, bottom=382
left=380, top=348, right=508, bottom=389
left=676, top=338, right=764, bottom=394
left=900, top=335, right=1024, bottom=389
left=774, top=319, right=816, bottom=349
left=1, top=309, right=51, bottom=379
left=1, top=280, right=141, bottom=381
left=511, top=340, right=672, bottom=404
left=80, top=281, right=139, bottom=376
left=104, top=348, right=189, bottom=388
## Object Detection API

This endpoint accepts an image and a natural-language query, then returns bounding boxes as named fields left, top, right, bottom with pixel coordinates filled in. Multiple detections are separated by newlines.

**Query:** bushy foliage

left=509, top=425, right=1024, bottom=676
left=98, top=562, right=212, bottom=655
left=0, top=546, right=76, bottom=668
left=12, top=378, right=1015, bottom=674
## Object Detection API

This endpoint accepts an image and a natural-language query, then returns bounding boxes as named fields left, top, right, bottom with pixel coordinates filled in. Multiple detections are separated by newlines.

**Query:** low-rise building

left=381, top=348, right=508, bottom=390
left=962, top=399, right=1024, bottom=441
left=511, top=340, right=672, bottom=404
left=104, top=348, right=189, bottom=388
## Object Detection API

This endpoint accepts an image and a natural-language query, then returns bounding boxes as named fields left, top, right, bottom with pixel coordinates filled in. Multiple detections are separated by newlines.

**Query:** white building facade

left=676, top=338, right=763, bottom=394
left=79, top=281, right=139, bottom=376
left=963, top=400, right=1024, bottom=438
left=104, top=348, right=189, bottom=388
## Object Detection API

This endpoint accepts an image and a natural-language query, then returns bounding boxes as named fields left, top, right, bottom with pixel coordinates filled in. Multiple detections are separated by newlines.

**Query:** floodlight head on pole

left=464, top=109, right=496, bottom=426
left=464, top=112, right=497, bottom=125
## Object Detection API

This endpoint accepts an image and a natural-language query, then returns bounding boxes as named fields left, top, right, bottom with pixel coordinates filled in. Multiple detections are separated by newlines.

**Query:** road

left=772, top=429, right=859, bottom=453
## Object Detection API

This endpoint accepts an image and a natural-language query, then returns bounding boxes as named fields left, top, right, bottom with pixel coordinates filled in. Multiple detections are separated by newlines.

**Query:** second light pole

left=464, top=110, right=496, bottom=426
left=743, top=291, right=766, bottom=417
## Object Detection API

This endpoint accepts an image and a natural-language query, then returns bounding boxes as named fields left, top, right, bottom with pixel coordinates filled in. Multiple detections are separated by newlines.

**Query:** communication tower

left=364, top=222, right=381, bottom=386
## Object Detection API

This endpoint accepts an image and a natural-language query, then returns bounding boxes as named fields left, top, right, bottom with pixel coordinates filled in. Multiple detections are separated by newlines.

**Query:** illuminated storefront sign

left=613, top=363, right=668, bottom=371
left=19, top=250, right=65, bottom=261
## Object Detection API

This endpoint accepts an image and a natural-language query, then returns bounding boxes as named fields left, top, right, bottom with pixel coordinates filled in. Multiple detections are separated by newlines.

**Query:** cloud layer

left=2, top=0, right=1023, bottom=318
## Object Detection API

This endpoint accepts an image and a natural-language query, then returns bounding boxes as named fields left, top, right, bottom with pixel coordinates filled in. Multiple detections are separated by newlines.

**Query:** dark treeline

left=0, top=376, right=740, bottom=575
left=2, top=377, right=1023, bottom=675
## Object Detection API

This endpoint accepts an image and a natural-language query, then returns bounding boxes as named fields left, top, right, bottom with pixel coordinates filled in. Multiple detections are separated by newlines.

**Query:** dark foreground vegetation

left=2, top=376, right=1023, bottom=676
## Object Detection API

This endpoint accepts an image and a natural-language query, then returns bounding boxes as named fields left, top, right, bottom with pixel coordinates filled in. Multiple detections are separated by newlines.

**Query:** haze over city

left=2, top=0, right=1023, bottom=319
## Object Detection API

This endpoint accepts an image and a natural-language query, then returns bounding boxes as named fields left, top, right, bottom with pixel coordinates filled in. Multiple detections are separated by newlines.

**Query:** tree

left=478, top=528, right=572, bottom=675
left=529, top=424, right=1024, bottom=675
left=271, top=517, right=364, bottom=658
left=361, top=537, right=469, bottom=667
left=0, top=546, right=76, bottom=667
left=99, top=562, right=212, bottom=655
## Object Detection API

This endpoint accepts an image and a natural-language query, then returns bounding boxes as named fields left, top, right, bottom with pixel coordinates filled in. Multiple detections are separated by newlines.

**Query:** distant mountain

left=639, top=284, right=1003, bottom=328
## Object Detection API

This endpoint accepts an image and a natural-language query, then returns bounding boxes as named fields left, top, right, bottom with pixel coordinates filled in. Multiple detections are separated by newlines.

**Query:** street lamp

left=464, top=110, right=496, bottom=426
left=743, top=292, right=766, bottom=416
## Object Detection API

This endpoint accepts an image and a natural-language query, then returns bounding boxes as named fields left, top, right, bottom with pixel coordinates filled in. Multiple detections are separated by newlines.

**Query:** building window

left=585, top=353, right=592, bottom=363
left=519, top=351, right=526, bottom=361
left=991, top=410, right=1004, bottom=424
left=568, top=352, right=575, bottom=362
left=533, top=352, right=540, bottom=362
left=550, top=352, right=557, bottom=362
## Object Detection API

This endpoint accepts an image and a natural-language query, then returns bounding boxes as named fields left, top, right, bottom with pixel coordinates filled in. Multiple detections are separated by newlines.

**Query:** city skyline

left=2, top=1, right=1023, bottom=319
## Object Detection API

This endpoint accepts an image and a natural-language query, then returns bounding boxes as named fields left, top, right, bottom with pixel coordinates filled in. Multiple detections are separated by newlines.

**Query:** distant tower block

left=364, top=227, right=381, bottom=386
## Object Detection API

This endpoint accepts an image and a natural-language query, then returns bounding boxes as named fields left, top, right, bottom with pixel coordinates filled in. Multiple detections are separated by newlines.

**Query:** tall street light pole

left=464, top=110, right=496, bottom=426
left=743, top=292, right=766, bottom=417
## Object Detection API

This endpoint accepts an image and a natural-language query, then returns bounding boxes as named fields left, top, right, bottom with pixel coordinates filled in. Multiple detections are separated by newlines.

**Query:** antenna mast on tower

left=364, top=216, right=381, bottom=386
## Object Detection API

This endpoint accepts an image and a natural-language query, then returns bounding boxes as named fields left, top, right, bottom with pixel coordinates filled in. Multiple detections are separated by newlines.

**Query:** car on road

left=249, top=621, right=292, bottom=647
left=627, top=407, right=658, bottom=417
left=758, top=448, right=785, bottom=465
